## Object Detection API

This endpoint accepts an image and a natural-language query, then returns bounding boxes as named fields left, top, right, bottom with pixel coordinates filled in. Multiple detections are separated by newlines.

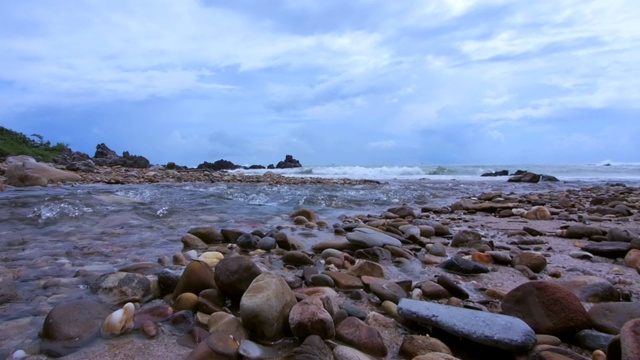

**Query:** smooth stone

left=563, top=225, right=604, bottom=239
left=289, top=295, right=335, bottom=339
left=236, top=233, right=260, bottom=250
left=92, top=271, right=150, bottom=304
left=560, top=276, right=618, bottom=303
left=524, top=206, right=551, bottom=220
left=588, top=302, right=640, bottom=334
left=257, top=236, right=277, bottom=251
left=197, top=251, right=224, bottom=267
left=208, top=312, right=249, bottom=342
left=451, top=230, right=484, bottom=248
left=174, top=292, right=199, bottom=311
left=322, top=271, right=364, bottom=290
left=188, top=226, right=223, bottom=244
left=354, top=247, right=393, bottom=262
left=310, top=274, right=335, bottom=287
left=582, top=241, right=630, bottom=258
left=290, top=208, right=318, bottom=222
left=282, top=251, right=315, bottom=266
left=620, top=318, right=640, bottom=360
left=197, top=288, right=226, bottom=314
left=181, top=233, right=208, bottom=250
left=5, top=156, right=82, bottom=186
left=238, top=339, right=285, bottom=359
left=412, top=353, right=460, bottom=360
left=438, top=257, right=489, bottom=275
left=40, top=300, right=111, bottom=357
left=427, top=242, right=447, bottom=257
left=419, top=281, right=451, bottom=300
left=340, top=304, right=368, bottom=320
left=575, top=329, right=615, bottom=352
left=528, top=345, right=590, bottom=360
left=398, top=298, right=536, bottom=352
left=436, top=274, right=469, bottom=300
left=607, top=227, right=635, bottom=242
left=336, top=317, right=388, bottom=357
left=347, top=260, right=385, bottom=278
left=214, top=255, right=262, bottom=303
left=369, top=279, right=408, bottom=304
left=332, top=345, right=374, bottom=360
left=286, top=334, right=334, bottom=360
left=501, top=280, right=591, bottom=336
left=173, top=260, right=217, bottom=299
left=101, top=302, right=135, bottom=338
left=346, top=227, right=402, bottom=248
left=511, top=251, right=547, bottom=273
left=240, top=272, right=297, bottom=341
left=624, top=249, right=640, bottom=269
left=399, top=334, right=452, bottom=358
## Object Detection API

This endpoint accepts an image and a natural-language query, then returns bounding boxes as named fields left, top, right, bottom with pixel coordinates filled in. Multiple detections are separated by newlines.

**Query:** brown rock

left=511, top=251, right=547, bottom=273
left=336, top=317, right=388, bottom=357
left=214, top=255, right=262, bottom=303
left=400, top=334, right=452, bottom=358
left=347, top=260, right=385, bottom=279
left=620, top=318, right=640, bottom=360
left=181, top=233, right=208, bottom=250
left=188, top=226, right=224, bottom=244
left=560, top=276, right=618, bottom=303
left=173, top=260, right=217, bottom=299
left=524, top=206, right=551, bottom=220
left=289, top=295, right=335, bottom=339
left=290, top=208, right=318, bottom=222
left=588, top=302, right=640, bottom=334
left=624, top=249, right=640, bottom=270
left=501, top=281, right=591, bottom=336
left=419, top=281, right=451, bottom=300
left=322, top=271, right=364, bottom=290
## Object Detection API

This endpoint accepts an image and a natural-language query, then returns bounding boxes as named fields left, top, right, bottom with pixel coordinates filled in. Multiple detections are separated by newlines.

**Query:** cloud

left=367, top=140, right=397, bottom=149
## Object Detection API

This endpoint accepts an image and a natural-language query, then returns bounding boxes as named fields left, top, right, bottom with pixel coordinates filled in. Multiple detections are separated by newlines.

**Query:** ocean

left=0, top=162, right=639, bottom=357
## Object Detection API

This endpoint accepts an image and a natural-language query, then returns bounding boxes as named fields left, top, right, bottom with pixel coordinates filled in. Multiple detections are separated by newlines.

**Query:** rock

left=214, top=255, right=262, bottom=303
left=173, top=260, right=217, bottom=299
left=289, top=295, right=335, bottom=339
left=436, top=274, right=469, bottom=299
left=387, top=206, right=416, bottom=218
left=197, top=251, right=224, bottom=267
left=346, top=227, right=402, bottom=248
left=221, top=228, right=244, bottom=243
left=207, top=312, right=249, bottom=343
left=65, top=159, right=96, bottom=172
left=511, top=251, right=547, bottom=273
left=582, top=241, right=630, bottom=258
left=5, top=155, right=82, bottom=186
left=481, top=170, right=509, bottom=177
left=181, top=233, right=208, bottom=250
left=93, top=144, right=150, bottom=168
left=40, top=299, right=111, bottom=357
left=336, top=317, right=388, bottom=357
left=524, top=206, right=552, bottom=220
left=412, top=353, right=460, bottom=360
left=236, top=233, right=259, bottom=250
left=276, top=154, right=302, bottom=169
left=188, top=226, right=223, bottom=244
left=560, top=276, right=618, bottom=303
left=607, top=228, right=635, bottom=242
left=238, top=339, right=288, bottom=359
left=588, top=302, right=640, bottom=334
left=174, top=292, right=198, bottom=311
left=286, top=334, right=334, bottom=360
left=501, top=280, right=591, bottom=336
left=283, top=251, right=315, bottom=266
left=528, top=345, right=589, bottom=360
left=508, top=172, right=541, bottom=183
left=91, top=271, right=150, bottom=304
left=290, top=208, right=318, bottom=222
left=369, top=279, right=408, bottom=304
left=322, top=271, right=364, bottom=290
left=438, top=257, right=489, bottom=275
left=399, top=334, right=452, bottom=358
left=575, top=329, right=615, bottom=352
left=347, top=260, right=385, bottom=279
left=563, top=225, right=604, bottom=239
left=620, top=318, right=640, bottom=360
left=625, top=249, right=640, bottom=270
left=398, top=298, right=536, bottom=352
left=257, top=236, right=277, bottom=251
left=196, top=159, right=240, bottom=171
left=0, top=277, right=19, bottom=305
left=332, top=345, right=374, bottom=360
left=101, top=302, right=135, bottom=338
left=355, top=247, right=393, bottom=262
left=418, top=225, right=436, bottom=238
left=240, top=272, right=297, bottom=341
left=451, top=230, right=484, bottom=248
left=419, top=281, right=451, bottom=300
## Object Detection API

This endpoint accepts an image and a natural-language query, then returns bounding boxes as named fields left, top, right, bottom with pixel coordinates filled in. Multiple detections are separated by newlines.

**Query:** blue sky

left=1, top=0, right=639, bottom=166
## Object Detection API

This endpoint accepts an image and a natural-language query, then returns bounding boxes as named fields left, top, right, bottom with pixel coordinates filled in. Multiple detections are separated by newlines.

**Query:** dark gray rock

left=582, top=241, right=630, bottom=258
left=398, top=299, right=536, bottom=352
left=346, top=227, right=402, bottom=248
left=575, top=329, right=615, bottom=352
left=438, top=257, right=489, bottom=275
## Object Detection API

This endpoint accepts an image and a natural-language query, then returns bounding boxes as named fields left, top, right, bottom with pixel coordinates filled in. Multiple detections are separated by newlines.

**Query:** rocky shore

left=3, top=180, right=639, bottom=360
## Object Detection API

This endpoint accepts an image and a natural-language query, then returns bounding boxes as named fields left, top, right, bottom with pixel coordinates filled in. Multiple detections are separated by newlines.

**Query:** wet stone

left=438, top=257, right=489, bottom=275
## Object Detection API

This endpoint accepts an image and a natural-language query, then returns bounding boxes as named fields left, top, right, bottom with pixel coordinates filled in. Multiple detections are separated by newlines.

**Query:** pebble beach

left=1, top=161, right=640, bottom=360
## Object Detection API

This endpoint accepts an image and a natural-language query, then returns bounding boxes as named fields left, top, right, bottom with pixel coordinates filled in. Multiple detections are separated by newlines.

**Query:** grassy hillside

left=0, top=126, right=68, bottom=160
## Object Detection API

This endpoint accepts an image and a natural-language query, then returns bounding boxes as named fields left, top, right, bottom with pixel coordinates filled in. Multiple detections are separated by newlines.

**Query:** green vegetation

left=0, top=126, right=68, bottom=160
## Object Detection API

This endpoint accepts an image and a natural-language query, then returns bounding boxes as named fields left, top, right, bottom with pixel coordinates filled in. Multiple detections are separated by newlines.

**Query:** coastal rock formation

left=508, top=170, right=559, bottom=183
left=93, top=143, right=151, bottom=168
left=276, top=154, right=302, bottom=169
left=196, top=159, right=241, bottom=171
left=4, top=155, right=82, bottom=186
left=481, top=169, right=509, bottom=177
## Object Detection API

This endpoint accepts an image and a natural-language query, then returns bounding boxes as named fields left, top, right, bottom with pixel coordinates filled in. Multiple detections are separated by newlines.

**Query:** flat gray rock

left=346, top=227, right=402, bottom=248
left=398, top=299, right=536, bottom=352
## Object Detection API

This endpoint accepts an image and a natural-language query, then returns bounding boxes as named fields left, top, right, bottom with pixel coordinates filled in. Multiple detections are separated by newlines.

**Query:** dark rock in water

left=188, top=226, right=224, bottom=244
left=196, top=159, right=240, bottom=171
left=91, top=271, right=151, bottom=304
left=276, top=154, right=302, bottom=169
left=397, top=299, right=536, bottom=352
left=508, top=172, right=559, bottom=183
left=438, top=257, right=489, bottom=275
left=246, top=164, right=266, bottom=169
left=481, top=170, right=509, bottom=177
left=40, top=299, right=111, bottom=357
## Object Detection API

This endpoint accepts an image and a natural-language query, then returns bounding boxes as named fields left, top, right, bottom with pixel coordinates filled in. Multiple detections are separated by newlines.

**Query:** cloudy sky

left=1, top=0, right=639, bottom=166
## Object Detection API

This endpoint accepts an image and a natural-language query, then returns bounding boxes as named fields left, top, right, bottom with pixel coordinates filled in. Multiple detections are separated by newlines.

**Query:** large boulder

left=92, top=143, right=150, bottom=168
left=5, top=155, right=82, bottom=187
left=196, top=159, right=241, bottom=171
left=214, top=255, right=262, bottom=303
left=276, top=155, right=302, bottom=169
left=501, top=280, right=591, bottom=336
left=240, top=272, right=298, bottom=341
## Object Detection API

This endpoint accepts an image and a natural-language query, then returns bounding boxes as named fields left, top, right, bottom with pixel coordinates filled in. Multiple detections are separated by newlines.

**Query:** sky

left=1, top=0, right=639, bottom=166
